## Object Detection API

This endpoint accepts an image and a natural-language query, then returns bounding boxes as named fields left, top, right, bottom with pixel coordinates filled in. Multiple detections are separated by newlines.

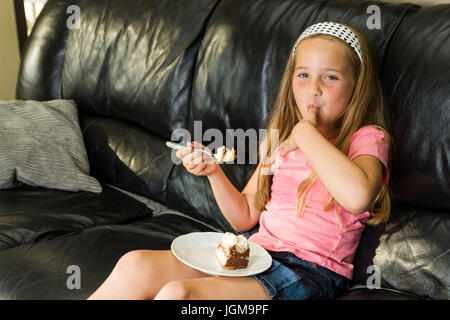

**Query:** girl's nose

left=307, top=80, right=321, bottom=96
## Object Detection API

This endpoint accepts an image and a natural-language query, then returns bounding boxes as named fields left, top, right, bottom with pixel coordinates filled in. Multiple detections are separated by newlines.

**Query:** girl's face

left=292, top=37, right=357, bottom=139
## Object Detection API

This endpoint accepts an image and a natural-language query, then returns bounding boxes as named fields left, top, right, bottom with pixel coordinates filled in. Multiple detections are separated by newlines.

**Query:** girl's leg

left=87, top=250, right=209, bottom=300
left=154, top=276, right=271, bottom=300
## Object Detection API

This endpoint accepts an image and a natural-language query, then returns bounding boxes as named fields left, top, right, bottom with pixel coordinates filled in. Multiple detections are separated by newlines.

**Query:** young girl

left=88, top=21, right=391, bottom=300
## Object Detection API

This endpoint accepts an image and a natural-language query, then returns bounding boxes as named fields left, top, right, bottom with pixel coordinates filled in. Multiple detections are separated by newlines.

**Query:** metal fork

left=166, top=141, right=221, bottom=162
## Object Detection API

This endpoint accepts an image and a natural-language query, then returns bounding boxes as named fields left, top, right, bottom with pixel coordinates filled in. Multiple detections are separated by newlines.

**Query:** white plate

left=171, top=232, right=272, bottom=277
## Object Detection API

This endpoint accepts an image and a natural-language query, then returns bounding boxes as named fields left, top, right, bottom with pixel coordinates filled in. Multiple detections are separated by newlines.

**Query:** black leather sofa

left=1, top=0, right=448, bottom=300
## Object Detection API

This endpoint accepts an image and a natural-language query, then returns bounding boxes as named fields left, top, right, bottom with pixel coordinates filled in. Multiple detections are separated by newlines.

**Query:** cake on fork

left=214, top=146, right=236, bottom=162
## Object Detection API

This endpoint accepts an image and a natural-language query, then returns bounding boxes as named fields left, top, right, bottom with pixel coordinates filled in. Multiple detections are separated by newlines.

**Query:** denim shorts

left=253, top=250, right=350, bottom=300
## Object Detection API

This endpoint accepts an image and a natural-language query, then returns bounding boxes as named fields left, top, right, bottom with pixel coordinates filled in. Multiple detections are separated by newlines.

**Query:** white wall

left=0, top=0, right=21, bottom=100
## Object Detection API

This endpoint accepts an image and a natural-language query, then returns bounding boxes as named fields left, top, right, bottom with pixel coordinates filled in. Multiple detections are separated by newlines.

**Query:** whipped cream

left=222, top=232, right=249, bottom=253
left=214, top=146, right=236, bottom=162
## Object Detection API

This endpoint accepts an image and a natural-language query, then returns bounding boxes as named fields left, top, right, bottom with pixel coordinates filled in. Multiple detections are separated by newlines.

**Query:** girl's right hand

left=176, top=141, right=219, bottom=176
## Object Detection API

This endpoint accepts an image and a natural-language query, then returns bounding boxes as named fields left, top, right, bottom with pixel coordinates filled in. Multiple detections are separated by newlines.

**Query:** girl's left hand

left=279, top=106, right=319, bottom=157
left=279, top=133, right=298, bottom=157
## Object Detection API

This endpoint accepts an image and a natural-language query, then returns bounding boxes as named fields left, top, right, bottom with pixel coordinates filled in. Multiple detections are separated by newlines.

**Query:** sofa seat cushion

left=0, top=183, right=153, bottom=250
left=352, top=203, right=450, bottom=300
left=337, top=287, right=421, bottom=300
left=0, top=213, right=215, bottom=300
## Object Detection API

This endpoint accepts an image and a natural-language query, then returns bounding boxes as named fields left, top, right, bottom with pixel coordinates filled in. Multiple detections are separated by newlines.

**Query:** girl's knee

left=116, top=250, right=147, bottom=270
left=154, top=280, right=192, bottom=300
left=113, top=250, right=154, bottom=281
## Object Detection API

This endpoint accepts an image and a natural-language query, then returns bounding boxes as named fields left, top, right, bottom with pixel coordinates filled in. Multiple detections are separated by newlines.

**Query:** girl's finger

left=192, top=141, right=213, bottom=154
left=183, top=151, right=205, bottom=166
left=182, top=152, right=193, bottom=164
left=177, top=143, right=193, bottom=158
left=191, top=141, right=203, bottom=150
left=188, top=162, right=204, bottom=176
left=304, top=108, right=318, bottom=126
left=192, top=163, right=207, bottom=175
left=176, top=149, right=187, bottom=158
left=191, top=150, right=205, bottom=164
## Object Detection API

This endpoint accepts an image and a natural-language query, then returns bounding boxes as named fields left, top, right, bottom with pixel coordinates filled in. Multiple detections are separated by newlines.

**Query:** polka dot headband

left=292, top=22, right=362, bottom=62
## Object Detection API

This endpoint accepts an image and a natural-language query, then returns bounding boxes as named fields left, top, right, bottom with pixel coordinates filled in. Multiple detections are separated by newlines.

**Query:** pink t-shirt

left=248, top=126, right=389, bottom=279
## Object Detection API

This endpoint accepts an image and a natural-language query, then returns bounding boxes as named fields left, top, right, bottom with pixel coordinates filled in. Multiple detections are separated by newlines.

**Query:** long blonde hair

left=254, top=24, right=392, bottom=226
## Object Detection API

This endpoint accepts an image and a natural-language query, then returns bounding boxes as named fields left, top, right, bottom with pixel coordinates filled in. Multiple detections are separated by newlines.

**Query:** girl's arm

left=292, top=121, right=383, bottom=214
left=207, top=162, right=262, bottom=232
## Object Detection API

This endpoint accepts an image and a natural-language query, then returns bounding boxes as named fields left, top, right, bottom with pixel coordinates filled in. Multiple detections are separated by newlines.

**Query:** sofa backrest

left=60, top=0, right=219, bottom=140
left=16, top=0, right=80, bottom=100
left=381, top=4, right=450, bottom=209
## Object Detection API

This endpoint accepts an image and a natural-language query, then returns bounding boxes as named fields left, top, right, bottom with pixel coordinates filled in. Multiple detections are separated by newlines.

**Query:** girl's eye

left=296, top=74, right=338, bottom=80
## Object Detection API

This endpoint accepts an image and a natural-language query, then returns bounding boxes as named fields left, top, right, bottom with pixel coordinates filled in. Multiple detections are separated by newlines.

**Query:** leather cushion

left=16, top=0, right=82, bottom=100
left=79, top=115, right=174, bottom=204
left=0, top=183, right=152, bottom=250
left=352, top=203, right=450, bottom=300
left=337, top=287, right=421, bottom=300
left=0, top=213, right=214, bottom=300
left=381, top=5, right=450, bottom=209
left=61, top=0, right=219, bottom=139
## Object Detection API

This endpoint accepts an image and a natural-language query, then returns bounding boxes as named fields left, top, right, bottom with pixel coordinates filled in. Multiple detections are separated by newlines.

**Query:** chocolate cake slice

left=215, top=232, right=250, bottom=270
